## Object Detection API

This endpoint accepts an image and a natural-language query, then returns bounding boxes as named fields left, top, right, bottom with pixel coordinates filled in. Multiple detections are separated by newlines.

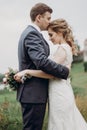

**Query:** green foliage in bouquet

left=5, top=68, right=20, bottom=91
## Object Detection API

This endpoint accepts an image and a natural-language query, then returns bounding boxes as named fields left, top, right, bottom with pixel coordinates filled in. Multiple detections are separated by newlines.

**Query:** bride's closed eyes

left=48, top=33, right=53, bottom=37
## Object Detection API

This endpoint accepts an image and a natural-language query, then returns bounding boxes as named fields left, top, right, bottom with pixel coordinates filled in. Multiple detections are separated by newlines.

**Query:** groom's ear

left=36, top=14, right=42, bottom=22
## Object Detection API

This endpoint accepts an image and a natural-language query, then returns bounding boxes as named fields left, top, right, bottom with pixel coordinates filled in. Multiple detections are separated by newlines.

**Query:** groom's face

left=39, top=12, right=51, bottom=31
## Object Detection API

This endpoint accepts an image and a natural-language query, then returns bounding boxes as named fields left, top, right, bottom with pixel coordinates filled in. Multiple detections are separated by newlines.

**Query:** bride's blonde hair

left=48, top=19, right=78, bottom=55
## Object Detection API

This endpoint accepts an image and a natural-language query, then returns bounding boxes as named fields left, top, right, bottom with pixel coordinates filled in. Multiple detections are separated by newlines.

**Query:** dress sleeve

left=50, top=45, right=67, bottom=65
left=60, top=44, right=73, bottom=64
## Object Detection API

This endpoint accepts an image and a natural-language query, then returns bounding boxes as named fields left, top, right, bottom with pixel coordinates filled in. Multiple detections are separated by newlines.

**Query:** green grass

left=0, top=89, right=16, bottom=103
left=0, top=62, right=87, bottom=129
left=0, top=90, right=22, bottom=130
left=71, top=62, right=87, bottom=96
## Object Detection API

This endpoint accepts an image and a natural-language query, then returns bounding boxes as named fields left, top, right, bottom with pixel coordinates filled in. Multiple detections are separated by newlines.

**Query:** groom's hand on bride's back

left=66, top=64, right=71, bottom=71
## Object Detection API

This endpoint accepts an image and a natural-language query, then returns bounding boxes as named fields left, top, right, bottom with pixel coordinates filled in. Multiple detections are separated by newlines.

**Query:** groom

left=17, top=3, right=69, bottom=130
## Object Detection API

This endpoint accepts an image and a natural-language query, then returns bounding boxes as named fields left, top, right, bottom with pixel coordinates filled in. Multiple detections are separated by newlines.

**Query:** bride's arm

left=14, top=47, right=67, bottom=82
left=14, top=69, right=54, bottom=82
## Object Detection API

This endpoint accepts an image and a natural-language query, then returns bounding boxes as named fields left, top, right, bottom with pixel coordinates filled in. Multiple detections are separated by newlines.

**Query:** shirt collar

left=29, top=23, right=41, bottom=33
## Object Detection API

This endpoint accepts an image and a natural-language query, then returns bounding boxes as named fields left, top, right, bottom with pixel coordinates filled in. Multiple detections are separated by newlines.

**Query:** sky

left=0, top=0, right=87, bottom=73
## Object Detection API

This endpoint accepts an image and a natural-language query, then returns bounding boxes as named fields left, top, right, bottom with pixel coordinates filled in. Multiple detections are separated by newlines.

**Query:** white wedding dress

left=48, top=43, right=87, bottom=130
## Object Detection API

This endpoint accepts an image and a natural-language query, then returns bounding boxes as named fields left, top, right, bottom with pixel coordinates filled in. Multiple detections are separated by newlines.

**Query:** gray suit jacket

left=17, top=25, right=69, bottom=103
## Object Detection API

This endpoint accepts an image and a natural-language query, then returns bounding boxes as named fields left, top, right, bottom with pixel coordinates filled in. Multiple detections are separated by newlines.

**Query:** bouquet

left=3, top=68, right=20, bottom=91
left=3, top=68, right=31, bottom=91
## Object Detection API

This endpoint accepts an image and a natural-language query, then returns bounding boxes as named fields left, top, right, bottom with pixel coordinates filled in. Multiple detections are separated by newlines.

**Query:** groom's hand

left=66, top=64, right=71, bottom=71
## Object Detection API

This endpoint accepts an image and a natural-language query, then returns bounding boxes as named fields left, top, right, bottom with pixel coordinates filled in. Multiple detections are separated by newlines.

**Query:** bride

left=14, top=19, right=87, bottom=130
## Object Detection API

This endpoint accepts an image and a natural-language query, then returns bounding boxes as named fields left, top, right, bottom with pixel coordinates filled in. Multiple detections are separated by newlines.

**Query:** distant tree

left=74, top=39, right=80, bottom=50
left=83, top=39, right=87, bottom=71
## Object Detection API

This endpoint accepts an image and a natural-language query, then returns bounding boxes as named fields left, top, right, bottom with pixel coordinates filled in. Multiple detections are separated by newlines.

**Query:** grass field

left=0, top=62, right=87, bottom=130
left=71, top=62, right=87, bottom=96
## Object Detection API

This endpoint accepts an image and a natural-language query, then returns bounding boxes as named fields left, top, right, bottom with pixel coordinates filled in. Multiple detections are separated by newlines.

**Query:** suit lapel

left=39, top=33, right=50, bottom=56
left=29, top=25, right=50, bottom=56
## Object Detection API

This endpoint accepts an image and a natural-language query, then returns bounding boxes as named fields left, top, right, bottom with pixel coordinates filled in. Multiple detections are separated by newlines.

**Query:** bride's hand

left=14, top=70, right=27, bottom=82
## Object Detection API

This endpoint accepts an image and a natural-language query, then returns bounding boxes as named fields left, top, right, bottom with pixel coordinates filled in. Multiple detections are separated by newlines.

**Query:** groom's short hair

left=30, top=3, right=53, bottom=22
